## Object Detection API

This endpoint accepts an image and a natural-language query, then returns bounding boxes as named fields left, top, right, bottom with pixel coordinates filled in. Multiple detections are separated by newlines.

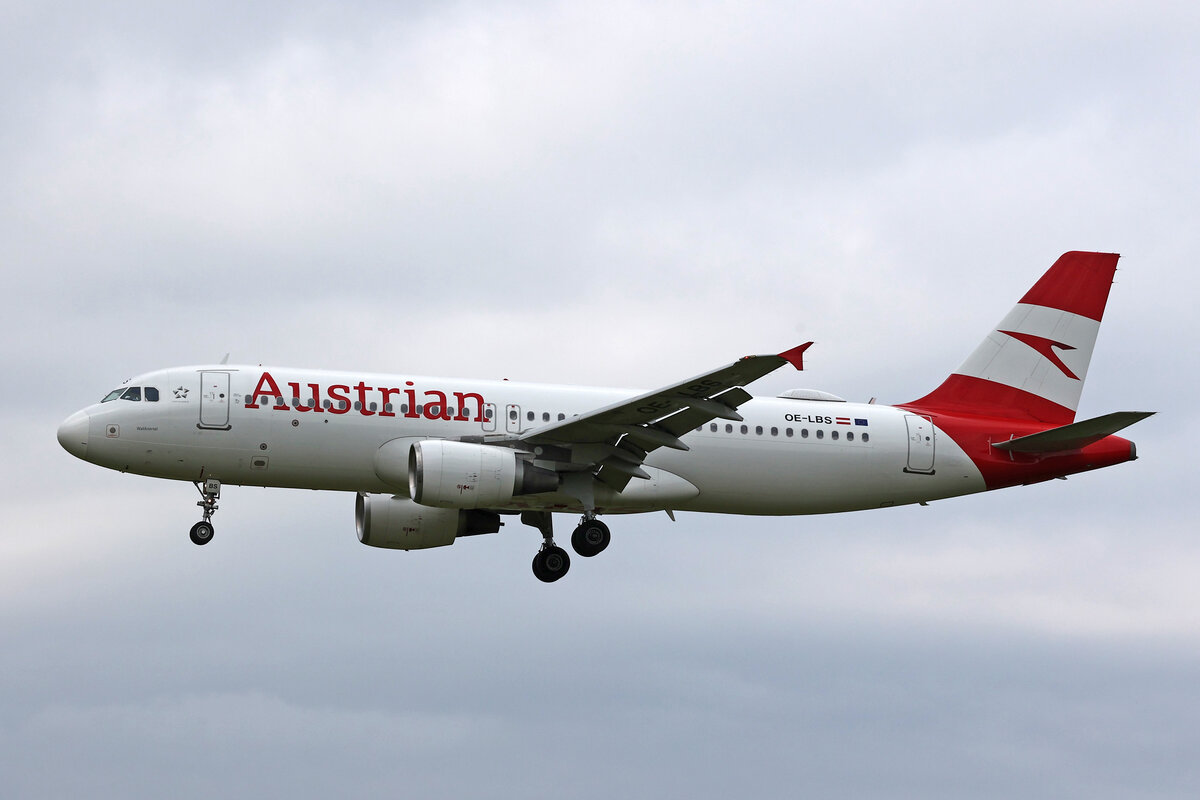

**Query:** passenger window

left=557, top=413, right=565, bottom=421
left=725, top=424, right=733, bottom=433
left=527, top=411, right=535, bottom=421
left=543, top=412, right=550, bottom=422
left=385, top=403, right=394, bottom=413
left=831, top=430, right=839, bottom=441
left=120, top=387, right=141, bottom=401
left=369, top=402, right=378, bottom=412
left=816, top=430, right=824, bottom=440
left=801, top=429, right=809, bottom=439
left=771, top=427, right=778, bottom=436
left=862, top=433, right=870, bottom=443
left=144, top=387, right=160, bottom=402
left=755, top=425, right=763, bottom=435
left=485, top=408, right=494, bottom=419
left=847, top=431, right=855, bottom=441
left=710, top=423, right=718, bottom=432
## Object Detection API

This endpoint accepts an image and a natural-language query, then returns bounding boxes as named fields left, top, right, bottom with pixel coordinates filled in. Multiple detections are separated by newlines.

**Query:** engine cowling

left=356, top=493, right=500, bottom=550
left=409, top=440, right=559, bottom=509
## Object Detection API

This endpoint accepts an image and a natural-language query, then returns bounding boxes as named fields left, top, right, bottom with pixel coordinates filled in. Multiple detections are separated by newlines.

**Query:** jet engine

left=408, top=440, right=559, bottom=509
left=356, top=493, right=500, bottom=550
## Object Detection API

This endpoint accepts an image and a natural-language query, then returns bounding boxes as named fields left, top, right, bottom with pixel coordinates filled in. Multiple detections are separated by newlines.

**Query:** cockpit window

left=101, top=385, right=155, bottom=402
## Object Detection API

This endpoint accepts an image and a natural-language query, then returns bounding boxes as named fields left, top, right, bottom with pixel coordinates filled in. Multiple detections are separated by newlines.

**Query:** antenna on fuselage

left=220, top=353, right=230, bottom=365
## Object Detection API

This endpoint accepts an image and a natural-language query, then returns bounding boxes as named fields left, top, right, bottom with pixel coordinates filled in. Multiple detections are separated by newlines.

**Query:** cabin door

left=904, top=414, right=935, bottom=474
left=199, top=372, right=231, bottom=429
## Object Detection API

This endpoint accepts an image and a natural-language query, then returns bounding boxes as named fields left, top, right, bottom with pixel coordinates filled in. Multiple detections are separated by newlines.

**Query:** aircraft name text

left=243, top=371, right=488, bottom=422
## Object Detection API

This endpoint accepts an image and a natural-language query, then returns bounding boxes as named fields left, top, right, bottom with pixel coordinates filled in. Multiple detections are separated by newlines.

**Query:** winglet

left=778, top=342, right=814, bottom=371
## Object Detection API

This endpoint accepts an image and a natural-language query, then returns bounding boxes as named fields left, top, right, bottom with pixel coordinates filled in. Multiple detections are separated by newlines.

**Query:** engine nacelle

left=409, top=440, right=559, bottom=509
left=356, top=493, right=500, bottom=550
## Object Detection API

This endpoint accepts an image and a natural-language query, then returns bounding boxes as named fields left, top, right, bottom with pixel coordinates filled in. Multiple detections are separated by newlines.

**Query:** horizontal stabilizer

left=992, top=411, right=1155, bottom=454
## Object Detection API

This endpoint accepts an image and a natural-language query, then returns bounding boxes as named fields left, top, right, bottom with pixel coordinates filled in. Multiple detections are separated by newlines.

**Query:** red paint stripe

left=916, top=411, right=1137, bottom=490
left=904, top=374, right=1075, bottom=424
left=1018, top=251, right=1119, bottom=321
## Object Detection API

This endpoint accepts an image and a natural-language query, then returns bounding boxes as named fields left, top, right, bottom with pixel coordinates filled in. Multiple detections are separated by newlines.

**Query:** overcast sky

left=3, top=1, right=1199, bottom=797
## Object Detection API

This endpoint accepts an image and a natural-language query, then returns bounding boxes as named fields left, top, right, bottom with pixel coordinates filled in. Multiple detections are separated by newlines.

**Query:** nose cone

left=57, top=410, right=90, bottom=460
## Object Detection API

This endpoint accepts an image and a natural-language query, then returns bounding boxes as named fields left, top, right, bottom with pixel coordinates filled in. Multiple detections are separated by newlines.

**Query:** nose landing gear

left=190, top=478, right=221, bottom=545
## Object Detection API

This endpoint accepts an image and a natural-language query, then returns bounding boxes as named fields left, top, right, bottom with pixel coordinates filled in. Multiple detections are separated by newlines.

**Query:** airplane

left=57, top=251, right=1152, bottom=582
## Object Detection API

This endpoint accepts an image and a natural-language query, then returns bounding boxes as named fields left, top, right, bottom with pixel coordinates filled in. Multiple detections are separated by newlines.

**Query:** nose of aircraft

left=57, top=410, right=90, bottom=459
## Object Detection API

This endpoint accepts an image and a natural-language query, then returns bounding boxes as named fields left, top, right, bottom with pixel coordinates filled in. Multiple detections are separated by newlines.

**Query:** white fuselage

left=65, top=364, right=987, bottom=516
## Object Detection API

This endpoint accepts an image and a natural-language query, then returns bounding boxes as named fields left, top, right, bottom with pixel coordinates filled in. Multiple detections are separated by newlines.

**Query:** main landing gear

left=523, top=511, right=612, bottom=582
left=532, top=544, right=570, bottom=583
left=571, top=517, right=610, bottom=558
left=523, top=511, right=569, bottom=583
left=189, top=478, right=221, bottom=546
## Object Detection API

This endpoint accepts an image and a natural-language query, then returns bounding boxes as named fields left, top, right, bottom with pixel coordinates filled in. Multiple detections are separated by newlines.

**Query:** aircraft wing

left=520, top=343, right=812, bottom=489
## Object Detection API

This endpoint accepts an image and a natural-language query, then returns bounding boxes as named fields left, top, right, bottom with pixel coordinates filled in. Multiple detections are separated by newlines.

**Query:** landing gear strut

left=190, top=478, right=220, bottom=545
left=523, top=511, right=570, bottom=583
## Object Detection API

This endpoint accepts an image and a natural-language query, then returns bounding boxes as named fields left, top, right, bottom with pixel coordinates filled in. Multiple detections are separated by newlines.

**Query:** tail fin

left=907, top=251, right=1120, bottom=424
